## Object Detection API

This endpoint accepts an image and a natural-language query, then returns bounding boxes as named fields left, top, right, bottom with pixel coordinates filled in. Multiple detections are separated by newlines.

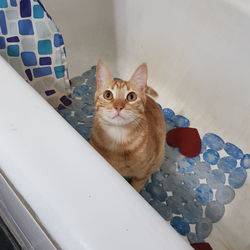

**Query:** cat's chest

left=104, top=126, right=129, bottom=145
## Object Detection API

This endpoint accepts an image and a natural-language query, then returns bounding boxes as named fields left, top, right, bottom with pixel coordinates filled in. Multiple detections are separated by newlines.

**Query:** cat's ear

left=96, top=59, right=113, bottom=90
left=130, top=63, right=148, bottom=91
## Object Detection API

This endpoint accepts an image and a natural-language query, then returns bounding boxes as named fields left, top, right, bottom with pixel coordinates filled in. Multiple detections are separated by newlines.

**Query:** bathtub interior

left=1, top=0, right=250, bottom=249
left=40, top=0, right=250, bottom=249
left=62, top=65, right=249, bottom=249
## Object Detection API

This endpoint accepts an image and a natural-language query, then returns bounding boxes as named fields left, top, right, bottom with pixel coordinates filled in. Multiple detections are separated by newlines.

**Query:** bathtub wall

left=43, top=0, right=250, bottom=154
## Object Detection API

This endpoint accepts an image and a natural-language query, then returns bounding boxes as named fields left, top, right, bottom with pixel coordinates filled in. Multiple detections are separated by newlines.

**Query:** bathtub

left=1, top=0, right=250, bottom=249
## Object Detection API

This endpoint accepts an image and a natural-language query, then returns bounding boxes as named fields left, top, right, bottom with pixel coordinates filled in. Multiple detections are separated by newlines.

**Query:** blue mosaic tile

left=20, top=0, right=31, bottom=18
left=33, top=66, right=52, bottom=77
left=54, top=65, right=65, bottom=79
left=54, top=33, right=64, bottom=47
left=39, top=56, right=51, bottom=65
left=25, top=68, right=32, bottom=81
left=38, top=40, right=52, bottom=55
left=7, top=44, right=19, bottom=57
left=0, top=11, right=7, bottom=35
left=0, top=0, right=8, bottom=8
left=33, top=4, right=44, bottom=18
left=6, top=36, right=19, bottom=42
left=45, top=89, right=55, bottom=96
left=0, top=0, right=70, bottom=109
left=21, top=51, right=37, bottom=66
left=18, top=19, right=34, bottom=35
left=0, top=36, right=5, bottom=49
left=57, top=66, right=250, bottom=244
left=10, top=0, right=17, bottom=7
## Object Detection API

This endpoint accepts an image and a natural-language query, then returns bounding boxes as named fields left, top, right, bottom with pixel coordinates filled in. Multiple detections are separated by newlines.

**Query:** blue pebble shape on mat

left=194, top=162, right=211, bottom=179
left=206, top=169, right=226, bottom=189
left=154, top=203, right=172, bottom=221
left=81, top=104, right=95, bottom=116
left=171, top=216, right=190, bottom=236
left=215, top=185, right=235, bottom=204
left=195, top=184, right=213, bottom=205
left=217, top=156, right=237, bottom=173
left=151, top=171, right=165, bottom=185
left=241, top=154, right=250, bottom=169
left=70, top=76, right=85, bottom=87
left=146, top=183, right=167, bottom=201
left=173, top=186, right=196, bottom=203
left=172, top=115, right=190, bottom=128
left=203, top=133, right=225, bottom=151
left=140, top=190, right=152, bottom=202
left=195, top=218, right=213, bottom=239
left=228, top=167, right=247, bottom=189
left=162, top=172, right=183, bottom=191
left=182, top=201, right=203, bottom=224
left=160, top=160, right=177, bottom=175
left=163, top=108, right=175, bottom=121
left=203, top=149, right=220, bottom=165
left=187, top=232, right=204, bottom=244
left=167, top=196, right=184, bottom=215
left=65, top=115, right=78, bottom=126
left=178, top=158, right=196, bottom=173
left=182, top=173, right=200, bottom=189
left=201, top=141, right=207, bottom=154
left=224, top=143, right=244, bottom=159
left=205, top=201, right=225, bottom=223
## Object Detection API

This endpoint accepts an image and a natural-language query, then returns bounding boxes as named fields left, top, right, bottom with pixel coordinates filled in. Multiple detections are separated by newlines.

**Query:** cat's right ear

left=96, top=59, right=113, bottom=90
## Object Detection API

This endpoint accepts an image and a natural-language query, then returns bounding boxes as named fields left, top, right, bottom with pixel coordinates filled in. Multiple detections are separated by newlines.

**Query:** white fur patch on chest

left=104, top=125, right=130, bottom=144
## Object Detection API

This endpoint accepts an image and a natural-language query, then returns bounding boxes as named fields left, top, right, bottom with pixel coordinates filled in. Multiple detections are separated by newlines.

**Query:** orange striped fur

left=90, top=60, right=166, bottom=191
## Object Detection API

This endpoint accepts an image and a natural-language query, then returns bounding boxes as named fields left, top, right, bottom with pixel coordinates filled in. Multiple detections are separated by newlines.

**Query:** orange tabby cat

left=91, top=60, right=166, bottom=192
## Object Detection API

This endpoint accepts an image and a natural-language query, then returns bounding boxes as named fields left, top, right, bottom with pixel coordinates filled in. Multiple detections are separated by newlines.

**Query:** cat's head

left=94, top=60, right=149, bottom=126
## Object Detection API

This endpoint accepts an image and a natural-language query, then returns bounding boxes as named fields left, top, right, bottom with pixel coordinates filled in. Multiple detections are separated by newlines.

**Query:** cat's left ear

left=130, top=63, right=148, bottom=91
left=96, top=59, right=113, bottom=90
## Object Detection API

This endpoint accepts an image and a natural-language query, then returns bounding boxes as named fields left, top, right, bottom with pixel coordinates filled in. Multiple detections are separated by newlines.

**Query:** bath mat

left=0, top=0, right=71, bottom=108
left=57, top=66, right=250, bottom=244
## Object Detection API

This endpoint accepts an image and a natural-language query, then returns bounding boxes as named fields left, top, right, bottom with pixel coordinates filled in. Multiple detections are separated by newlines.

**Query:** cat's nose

left=114, top=105, right=124, bottom=112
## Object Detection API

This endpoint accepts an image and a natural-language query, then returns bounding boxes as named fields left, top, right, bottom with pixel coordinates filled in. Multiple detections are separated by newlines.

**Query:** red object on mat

left=166, top=127, right=201, bottom=158
left=191, top=243, right=213, bottom=250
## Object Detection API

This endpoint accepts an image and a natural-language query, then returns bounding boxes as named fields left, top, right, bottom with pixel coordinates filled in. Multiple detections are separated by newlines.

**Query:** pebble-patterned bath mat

left=57, top=66, right=250, bottom=244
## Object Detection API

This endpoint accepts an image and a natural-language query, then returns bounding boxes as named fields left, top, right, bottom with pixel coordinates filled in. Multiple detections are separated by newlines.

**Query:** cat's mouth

left=112, top=113, right=124, bottom=119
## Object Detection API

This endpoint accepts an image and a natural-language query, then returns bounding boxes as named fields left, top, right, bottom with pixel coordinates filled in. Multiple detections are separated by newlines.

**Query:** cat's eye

left=126, top=92, right=137, bottom=102
left=103, top=90, right=113, bottom=100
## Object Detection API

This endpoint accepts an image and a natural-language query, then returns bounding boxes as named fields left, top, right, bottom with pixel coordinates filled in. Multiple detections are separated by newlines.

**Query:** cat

left=90, top=60, right=166, bottom=192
